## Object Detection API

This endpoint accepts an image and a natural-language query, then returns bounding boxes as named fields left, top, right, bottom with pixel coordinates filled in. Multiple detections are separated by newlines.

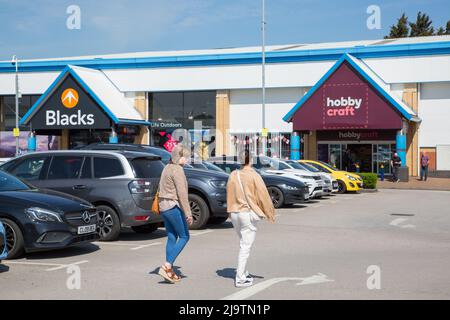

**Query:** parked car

left=208, top=158, right=310, bottom=208
left=0, top=158, right=11, bottom=166
left=299, top=160, right=363, bottom=193
left=284, top=160, right=339, bottom=193
left=0, top=170, right=99, bottom=259
left=77, top=144, right=229, bottom=229
left=0, top=221, right=7, bottom=262
left=1, top=150, right=164, bottom=241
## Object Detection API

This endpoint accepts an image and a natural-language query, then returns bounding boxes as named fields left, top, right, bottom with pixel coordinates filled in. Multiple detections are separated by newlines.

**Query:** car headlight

left=345, top=174, right=357, bottom=181
left=283, top=184, right=299, bottom=191
left=25, top=207, right=63, bottom=223
left=210, top=180, right=227, bottom=189
left=298, top=175, right=314, bottom=180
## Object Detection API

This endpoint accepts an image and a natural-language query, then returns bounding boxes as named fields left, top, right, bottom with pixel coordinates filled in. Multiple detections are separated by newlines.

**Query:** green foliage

left=385, top=13, right=450, bottom=39
left=409, top=12, right=434, bottom=37
left=357, top=173, right=378, bottom=189
left=385, top=13, right=409, bottom=39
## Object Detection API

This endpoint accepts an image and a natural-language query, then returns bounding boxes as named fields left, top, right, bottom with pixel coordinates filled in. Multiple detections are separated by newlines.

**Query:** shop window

left=0, top=95, right=40, bottom=131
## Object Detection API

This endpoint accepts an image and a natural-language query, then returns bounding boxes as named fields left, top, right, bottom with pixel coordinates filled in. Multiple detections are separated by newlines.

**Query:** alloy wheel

left=189, top=200, right=201, bottom=222
left=3, top=222, right=16, bottom=253
left=97, top=211, right=114, bottom=238
left=270, top=188, right=282, bottom=206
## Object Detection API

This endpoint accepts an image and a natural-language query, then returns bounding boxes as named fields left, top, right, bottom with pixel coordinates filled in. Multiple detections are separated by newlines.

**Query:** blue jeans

left=161, top=206, right=190, bottom=265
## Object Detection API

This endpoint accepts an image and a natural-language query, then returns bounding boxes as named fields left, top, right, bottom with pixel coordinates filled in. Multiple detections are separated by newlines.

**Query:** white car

left=255, top=156, right=326, bottom=198
left=284, top=160, right=339, bottom=193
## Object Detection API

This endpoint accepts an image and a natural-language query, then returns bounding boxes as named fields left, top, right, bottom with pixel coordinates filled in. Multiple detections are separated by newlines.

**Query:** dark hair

left=238, top=150, right=251, bottom=167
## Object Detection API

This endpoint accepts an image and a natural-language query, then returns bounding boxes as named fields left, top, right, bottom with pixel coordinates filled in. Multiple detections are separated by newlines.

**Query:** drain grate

left=390, top=213, right=415, bottom=217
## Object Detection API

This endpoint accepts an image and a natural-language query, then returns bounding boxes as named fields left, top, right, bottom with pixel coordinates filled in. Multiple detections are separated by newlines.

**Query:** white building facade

left=1, top=36, right=450, bottom=176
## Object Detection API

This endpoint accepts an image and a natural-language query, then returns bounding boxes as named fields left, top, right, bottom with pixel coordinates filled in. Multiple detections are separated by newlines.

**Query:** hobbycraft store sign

left=290, top=61, right=403, bottom=131
left=28, top=75, right=111, bottom=130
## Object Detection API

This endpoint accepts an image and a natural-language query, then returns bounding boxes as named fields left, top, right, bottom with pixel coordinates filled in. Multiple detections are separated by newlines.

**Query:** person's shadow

left=216, top=268, right=264, bottom=280
left=149, top=266, right=187, bottom=284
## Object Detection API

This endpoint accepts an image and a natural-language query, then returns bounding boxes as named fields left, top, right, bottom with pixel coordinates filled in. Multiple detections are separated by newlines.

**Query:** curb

left=358, top=189, right=378, bottom=193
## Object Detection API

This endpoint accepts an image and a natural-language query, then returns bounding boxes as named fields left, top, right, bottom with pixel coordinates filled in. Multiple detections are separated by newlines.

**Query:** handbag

left=152, top=188, right=160, bottom=215
left=237, top=170, right=262, bottom=221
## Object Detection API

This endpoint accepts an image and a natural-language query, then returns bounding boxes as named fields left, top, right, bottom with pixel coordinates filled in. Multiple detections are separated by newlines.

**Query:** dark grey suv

left=1, top=150, right=164, bottom=241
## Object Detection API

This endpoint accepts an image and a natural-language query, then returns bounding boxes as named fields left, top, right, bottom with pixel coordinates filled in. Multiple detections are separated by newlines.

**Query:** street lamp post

left=261, top=0, right=267, bottom=156
left=12, top=55, right=20, bottom=156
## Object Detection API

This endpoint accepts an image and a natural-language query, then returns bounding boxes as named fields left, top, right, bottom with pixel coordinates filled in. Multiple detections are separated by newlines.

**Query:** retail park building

left=1, top=35, right=450, bottom=176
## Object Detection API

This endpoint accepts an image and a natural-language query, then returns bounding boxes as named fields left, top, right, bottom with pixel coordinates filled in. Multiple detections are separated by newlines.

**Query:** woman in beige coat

left=226, top=150, right=275, bottom=287
left=157, top=144, right=193, bottom=283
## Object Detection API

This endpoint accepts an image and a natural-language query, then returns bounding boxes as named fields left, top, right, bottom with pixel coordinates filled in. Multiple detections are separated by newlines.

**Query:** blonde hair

left=171, top=144, right=191, bottom=164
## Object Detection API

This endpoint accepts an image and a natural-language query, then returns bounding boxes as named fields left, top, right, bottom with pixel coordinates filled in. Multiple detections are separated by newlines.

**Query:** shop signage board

left=316, top=129, right=397, bottom=141
left=289, top=60, right=403, bottom=131
left=26, top=75, right=111, bottom=130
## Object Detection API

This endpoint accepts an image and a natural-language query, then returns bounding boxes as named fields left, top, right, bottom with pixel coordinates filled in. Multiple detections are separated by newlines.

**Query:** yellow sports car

left=299, top=160, right=363, bottom=193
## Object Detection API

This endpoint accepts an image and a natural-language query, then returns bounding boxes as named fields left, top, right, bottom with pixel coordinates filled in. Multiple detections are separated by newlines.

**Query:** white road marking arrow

left=221, top=273, right=334, bottom=300
left=389, top=218, right=416, bottom=229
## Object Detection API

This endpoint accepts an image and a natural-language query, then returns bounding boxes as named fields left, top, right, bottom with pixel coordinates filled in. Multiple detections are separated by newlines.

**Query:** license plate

left=78, top=224, right=96, bottom=235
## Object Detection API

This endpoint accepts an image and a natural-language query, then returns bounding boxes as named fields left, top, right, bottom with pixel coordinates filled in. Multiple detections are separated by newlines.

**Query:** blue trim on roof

left=20, top=66, right=71, bottom=125
left=118, top=119, right=152, bottom=126
left=21, top=66, right=145, bottom=126
left=283, top=53, right=414, bottom=123
left=3, top=40, right=450, bottom=73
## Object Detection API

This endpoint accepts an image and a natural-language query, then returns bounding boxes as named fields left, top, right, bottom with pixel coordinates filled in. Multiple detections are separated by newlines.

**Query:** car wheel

left=96, top=205, right=121, bottom=241
left=1, top=219, right=25, bottom=259
left=131, top=224, right=159, bottom=234
left=268, top=187, right=284, bottom=209
left=337, top=180, right=347, bottom=194
left=189, top=194, right=210, bottom=230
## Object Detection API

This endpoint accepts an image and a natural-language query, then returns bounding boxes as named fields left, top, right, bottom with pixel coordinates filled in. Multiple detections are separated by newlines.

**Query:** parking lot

left=1, top=188, right=450, bottom=300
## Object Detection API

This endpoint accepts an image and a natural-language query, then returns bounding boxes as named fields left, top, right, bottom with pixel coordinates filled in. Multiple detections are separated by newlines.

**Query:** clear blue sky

left=0, top=0, right=449, bottom=60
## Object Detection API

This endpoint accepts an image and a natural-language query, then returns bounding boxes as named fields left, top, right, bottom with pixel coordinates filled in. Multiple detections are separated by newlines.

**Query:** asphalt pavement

left=1, top=189, right=449, bottom=300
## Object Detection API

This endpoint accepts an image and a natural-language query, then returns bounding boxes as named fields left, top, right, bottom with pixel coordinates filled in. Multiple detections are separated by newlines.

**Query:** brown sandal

left=159, top=265, right=181, bottom=283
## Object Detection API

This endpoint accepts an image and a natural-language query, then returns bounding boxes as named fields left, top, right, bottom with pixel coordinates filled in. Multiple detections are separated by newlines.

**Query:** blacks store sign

left=29, top=75, right=111, bottom=130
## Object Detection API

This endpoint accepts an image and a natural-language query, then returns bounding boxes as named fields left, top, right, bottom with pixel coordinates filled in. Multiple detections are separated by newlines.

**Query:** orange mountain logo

left=61, top=88, right=79, bottom=109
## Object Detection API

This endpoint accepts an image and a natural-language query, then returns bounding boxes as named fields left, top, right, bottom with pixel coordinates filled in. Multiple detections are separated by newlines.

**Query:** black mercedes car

left=208, top=157, right=310, bottom=208
left=0, top=171, right=99, bottom=259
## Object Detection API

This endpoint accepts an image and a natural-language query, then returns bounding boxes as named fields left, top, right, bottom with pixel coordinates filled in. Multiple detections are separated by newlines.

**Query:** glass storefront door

left=329, top=144, right=342, bottom=169
left=372, top=144, right=393, bottom=174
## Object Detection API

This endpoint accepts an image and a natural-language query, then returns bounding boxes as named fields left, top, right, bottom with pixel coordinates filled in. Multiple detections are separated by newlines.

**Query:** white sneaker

left=235, top=279, right=253, bottom=288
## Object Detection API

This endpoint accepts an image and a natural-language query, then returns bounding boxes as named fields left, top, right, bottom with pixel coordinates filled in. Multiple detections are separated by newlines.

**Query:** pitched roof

left=20, top=65, right=148, bottom=126
left=283, top=53, right=420, bottom=123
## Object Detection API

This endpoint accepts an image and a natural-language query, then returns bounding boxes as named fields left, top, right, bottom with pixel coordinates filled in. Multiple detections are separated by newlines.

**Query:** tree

left=409, top=12, right=434, bottom=37
left=446, top=20, right=450, bottom=34
left=436, top=26, right=445, bottom=35
left=385, top=13, right=409, bottom=39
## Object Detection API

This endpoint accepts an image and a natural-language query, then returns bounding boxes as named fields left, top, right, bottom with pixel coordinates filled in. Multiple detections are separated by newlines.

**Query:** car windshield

left=142, top=147, right=171, bottom=164
left=288, top=161, right=320, bottom=172
left=0, top=171, right=31, bottom=191
left=319, top=161, right=338, bottom=171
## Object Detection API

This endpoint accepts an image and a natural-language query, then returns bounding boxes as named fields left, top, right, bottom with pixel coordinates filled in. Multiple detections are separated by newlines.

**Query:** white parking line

left=389, top=218, right=416, bottom=229
left=46, top=260, right=89, bottom=271
left=130, top=242, right=162, bottom=251
left=4, top=260, right=89, bottom=272
left=190, top=230, right=214, bottom=237
left=93, top=242, right=139, bottom=247
left=311, top=204, right=324, bottom=208
left=221, top=273, right=334, bottom=300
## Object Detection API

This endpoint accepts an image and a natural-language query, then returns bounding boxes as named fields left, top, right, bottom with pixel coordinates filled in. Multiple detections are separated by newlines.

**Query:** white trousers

left=231, top=211, right=260, bottom=282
